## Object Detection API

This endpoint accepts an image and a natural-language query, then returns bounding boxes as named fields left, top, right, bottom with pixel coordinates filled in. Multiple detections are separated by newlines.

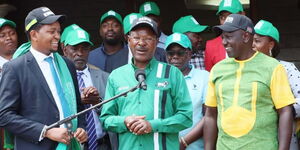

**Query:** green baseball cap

left=64, top=28, right=93, bottom=46
left=139, top=1, right=160, bottom=16
left=216, top=0, right=244, bottom=15
left=123, top=13, right=143, bottom=35
left=172, top=15, right=208, bottom=34
left=100, top=10, right=122, bottom=25
left=0, top=18, right=16, bottom=28
left=61, top=24, right=83, bottom=43
left=254, top=20, right=280, bottom=43
left=165, top=33, right=192, bottom=50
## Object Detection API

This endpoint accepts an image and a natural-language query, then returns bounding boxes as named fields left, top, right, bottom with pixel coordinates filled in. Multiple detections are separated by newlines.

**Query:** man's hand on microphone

left=81, top=86, right=100, bottom=105
left=45, top=128, right=71, bottom=145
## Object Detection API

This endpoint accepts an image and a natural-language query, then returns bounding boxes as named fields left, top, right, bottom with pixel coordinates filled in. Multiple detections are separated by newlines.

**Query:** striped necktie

left=44, top=57, right=71, bottom=118
left=77, top=71, right=98, bottom=150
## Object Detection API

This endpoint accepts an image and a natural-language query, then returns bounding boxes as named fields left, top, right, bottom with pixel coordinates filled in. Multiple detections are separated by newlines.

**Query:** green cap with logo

left=172, top=15, right=208, bottom=34
left=216, top=0, right=244, bottom=15
left=139, top=1, right=160, bottom=16
left=61, top=24, right=83, bottom=43
left=165, top=33, right=192, bottom=50
left=64, top=28, right=93, bottom=46
left=123, top=13, right=143, bottom=34
left=100, top=10, right=122, bottom=25
left=254, top=20, right=280, bottom=43
left=0, top=18, right=16, bottom=28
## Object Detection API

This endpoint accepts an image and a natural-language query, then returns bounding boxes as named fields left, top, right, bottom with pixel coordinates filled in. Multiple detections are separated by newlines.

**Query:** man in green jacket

left=100, top=17, right=193, bottom=150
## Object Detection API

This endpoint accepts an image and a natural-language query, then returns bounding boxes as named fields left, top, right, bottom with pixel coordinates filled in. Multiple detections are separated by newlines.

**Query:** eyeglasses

left=166, top=50, right=188, bottom=57
left=129, top=36, right=156, bottom=44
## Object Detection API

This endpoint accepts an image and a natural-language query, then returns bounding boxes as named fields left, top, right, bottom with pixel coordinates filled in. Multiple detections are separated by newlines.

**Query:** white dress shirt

left=77, top=67, right=105, bottom=139
left=30, top=47, right=64, bottom=125
left=0, top=56, right=9, bottom=80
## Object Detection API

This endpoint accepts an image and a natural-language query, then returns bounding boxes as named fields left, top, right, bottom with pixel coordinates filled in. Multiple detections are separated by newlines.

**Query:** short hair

left=26, top=23, right=43, bottom=41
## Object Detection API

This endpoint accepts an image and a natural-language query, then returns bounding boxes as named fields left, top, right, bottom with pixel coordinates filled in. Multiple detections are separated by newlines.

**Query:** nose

left=5, top=35, right=12, bottom=40
left=137, top=38, right=147, bottom=47
left=77, top=48, right=84, bottom=56
left=55, top=31, right=60, bottom=40
left=222, top=36, right=227, bottom=46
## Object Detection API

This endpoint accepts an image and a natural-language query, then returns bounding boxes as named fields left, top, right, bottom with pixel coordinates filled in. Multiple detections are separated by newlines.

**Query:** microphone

left=135, top=69, right=147, bottom=90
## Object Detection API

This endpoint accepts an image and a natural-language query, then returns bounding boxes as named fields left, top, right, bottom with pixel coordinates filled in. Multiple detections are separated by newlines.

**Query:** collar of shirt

left=30, top=46, right=54, bottom=63
left=191, top=50, right=204, bottom=58
left=100, top=42, right=127, bottom=55
left=159, top=32, right=167, bottom=43
left=0, top=56, right=9, bottom=68
left=77, top=66, right=89, bottom=77
left=77, top=66, right=93, bottom=87
left=184, top=65, right=195, bottom=79
left=130, top=58, right=156, bottom=75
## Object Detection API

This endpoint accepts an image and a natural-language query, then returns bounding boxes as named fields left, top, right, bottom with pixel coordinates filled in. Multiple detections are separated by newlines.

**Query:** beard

left=104, top=36, right=122, bottom=46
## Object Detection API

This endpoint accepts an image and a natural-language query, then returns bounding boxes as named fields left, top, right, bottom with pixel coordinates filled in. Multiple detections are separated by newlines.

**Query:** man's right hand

left=45, top=128, right=71, bottom=145
left=124, top=115, right=146, bottom=132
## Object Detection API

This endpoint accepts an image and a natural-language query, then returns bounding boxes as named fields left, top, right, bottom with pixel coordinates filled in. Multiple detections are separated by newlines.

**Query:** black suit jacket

left=0, top=52, right=85, bottom=150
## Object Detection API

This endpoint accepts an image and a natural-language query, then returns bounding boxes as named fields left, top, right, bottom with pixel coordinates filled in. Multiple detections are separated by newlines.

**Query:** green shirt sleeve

left=149, top=67, right=193, bottom=133
left=100, top=75, right=128, bottom=133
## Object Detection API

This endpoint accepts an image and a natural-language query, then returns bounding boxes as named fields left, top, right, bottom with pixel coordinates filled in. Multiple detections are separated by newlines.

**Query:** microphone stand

left=45, top=82, right=142, bottom=131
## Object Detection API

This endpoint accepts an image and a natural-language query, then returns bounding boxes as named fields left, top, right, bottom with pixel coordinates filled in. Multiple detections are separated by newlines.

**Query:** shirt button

left=138, top=102, right=141, bottom=104
left=139, top=144, right=142, bottom=147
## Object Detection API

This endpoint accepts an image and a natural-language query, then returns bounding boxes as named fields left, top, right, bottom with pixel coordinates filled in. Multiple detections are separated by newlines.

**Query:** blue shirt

left=158, top=32, right=167, bottom=50
left=88, top=43, right=128, bottom=73
left=179, top=65, right=209, bottom=150
left=88, top=43, right=167, bottom=73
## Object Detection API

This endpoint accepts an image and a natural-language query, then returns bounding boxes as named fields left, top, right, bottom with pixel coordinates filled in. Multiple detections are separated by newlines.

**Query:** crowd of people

left=0, top=0, right=299, bottom=150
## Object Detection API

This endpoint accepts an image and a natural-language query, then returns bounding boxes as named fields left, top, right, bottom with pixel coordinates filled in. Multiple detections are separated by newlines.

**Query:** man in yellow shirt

left=204, top=14, right=295, bottom=150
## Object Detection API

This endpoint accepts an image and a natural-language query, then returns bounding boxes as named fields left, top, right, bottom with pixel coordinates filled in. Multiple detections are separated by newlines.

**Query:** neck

left=32, top=44, right=51, bottom=56
left=236, top=48, right=256, bottom=61
left=0, top=53, right=13, bottom=60
left=134, top=60, right=150, bottom=69
left=181, top=64, right=191, bottom=76
left=103, top=42, right=123, bottom=55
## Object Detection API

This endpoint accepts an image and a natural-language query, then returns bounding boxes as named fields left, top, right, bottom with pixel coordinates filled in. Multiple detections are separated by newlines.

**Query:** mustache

left=105, top=31, right=116, bottom=36
left=74, top=58, right=86, bottom=62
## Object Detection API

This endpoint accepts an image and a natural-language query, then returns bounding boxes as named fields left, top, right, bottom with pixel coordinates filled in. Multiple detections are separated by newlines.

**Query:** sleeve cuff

left=149, top=119, right=161, bottom=132
left=38, top=125, right=47, bottom=142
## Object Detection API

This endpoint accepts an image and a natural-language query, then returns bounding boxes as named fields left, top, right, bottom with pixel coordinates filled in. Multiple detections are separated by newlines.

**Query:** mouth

left=106, top=32, right=116, bottom=37
left=225, top=47, right=232, bottom=52
left=136, top=49, right=148, bottom=55
left=5, top=42, right=14, bottom=46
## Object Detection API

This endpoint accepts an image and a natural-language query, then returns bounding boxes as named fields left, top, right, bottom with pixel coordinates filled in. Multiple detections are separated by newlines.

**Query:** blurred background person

left=252, top=19, right=300, bottom=150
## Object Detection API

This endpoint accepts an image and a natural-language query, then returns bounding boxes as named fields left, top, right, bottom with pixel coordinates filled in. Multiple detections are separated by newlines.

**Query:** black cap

left=213, top=14, right=254, bottom=34
left=130, top=16, right=159, bottom=36
left=25, top=7, right=65, bottom=32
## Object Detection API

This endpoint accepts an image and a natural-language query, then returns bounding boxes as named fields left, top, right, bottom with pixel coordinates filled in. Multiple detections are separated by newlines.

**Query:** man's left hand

left=129, top=119, right=152, bottom=135
left=81, top=86, right=101, bottom=105
left=73, top=128, right=88, bottom=143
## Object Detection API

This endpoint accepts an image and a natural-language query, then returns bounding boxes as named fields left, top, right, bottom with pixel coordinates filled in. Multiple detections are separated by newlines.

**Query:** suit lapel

left=26, top=52, right=58, bottom=107
left=88, top=66, right=100, bottom=91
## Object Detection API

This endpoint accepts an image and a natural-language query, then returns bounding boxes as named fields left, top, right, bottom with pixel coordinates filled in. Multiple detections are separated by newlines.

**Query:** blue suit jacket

left=0, top=52, right=85, bottom=150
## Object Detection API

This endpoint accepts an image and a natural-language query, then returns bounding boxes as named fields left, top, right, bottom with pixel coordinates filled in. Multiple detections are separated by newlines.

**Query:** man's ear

left=30, top=30, right=38, bottom=42
left=242, top=32, right=251, bottom=43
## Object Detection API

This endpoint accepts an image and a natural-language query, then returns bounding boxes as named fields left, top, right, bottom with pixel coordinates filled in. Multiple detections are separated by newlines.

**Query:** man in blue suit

left=0, top=7, right=88, bottom=150
left=62, top=26, right=115, bottom=150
